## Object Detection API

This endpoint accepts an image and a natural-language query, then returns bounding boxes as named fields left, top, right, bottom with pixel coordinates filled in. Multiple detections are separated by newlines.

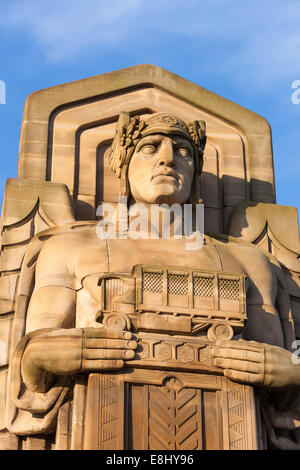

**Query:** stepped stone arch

left=18, top=64, right=275, bottom=232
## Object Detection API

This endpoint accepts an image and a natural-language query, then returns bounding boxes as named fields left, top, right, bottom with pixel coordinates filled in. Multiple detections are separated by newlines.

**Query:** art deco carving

left=0, top=65, right=299, bottom=450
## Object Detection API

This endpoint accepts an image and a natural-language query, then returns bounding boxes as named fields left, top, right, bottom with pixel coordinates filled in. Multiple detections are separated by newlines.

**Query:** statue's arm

left=21, top=286, right=136, bottom=393
left=25, top=285, right=77, bottom=333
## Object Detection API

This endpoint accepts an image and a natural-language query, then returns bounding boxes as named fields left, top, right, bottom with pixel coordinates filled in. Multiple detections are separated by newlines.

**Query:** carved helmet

left=109, top=111, right=206, bottom=203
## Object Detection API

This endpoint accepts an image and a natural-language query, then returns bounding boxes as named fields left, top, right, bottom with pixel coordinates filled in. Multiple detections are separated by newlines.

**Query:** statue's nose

left=157, top=139, right=175, bottom=166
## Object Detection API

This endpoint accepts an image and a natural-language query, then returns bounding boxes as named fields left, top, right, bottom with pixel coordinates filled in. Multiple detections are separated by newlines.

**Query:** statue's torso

left=33, top=224, right=276, bottom=334
left=36, top=225, right=248, bottom=288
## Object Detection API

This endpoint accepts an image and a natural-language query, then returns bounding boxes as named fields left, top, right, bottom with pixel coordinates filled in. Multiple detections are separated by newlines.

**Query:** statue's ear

left=109, top=112, right=131, bottom=177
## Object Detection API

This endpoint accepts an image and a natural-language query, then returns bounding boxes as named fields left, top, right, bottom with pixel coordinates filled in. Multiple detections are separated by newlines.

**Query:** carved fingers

left=212, top=339, right=265, bottom=386
left=212, top=339, right=300, bottom=389
left=81, top=328, right=137, bottom=371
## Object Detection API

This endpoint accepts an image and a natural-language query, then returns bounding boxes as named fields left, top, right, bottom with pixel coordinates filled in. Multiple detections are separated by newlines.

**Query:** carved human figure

left=7, top=112, right=300, bottom=448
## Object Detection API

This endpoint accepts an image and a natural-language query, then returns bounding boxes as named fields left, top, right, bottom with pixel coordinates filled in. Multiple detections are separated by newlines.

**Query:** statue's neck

left=127, top=202, right=185, bottom=239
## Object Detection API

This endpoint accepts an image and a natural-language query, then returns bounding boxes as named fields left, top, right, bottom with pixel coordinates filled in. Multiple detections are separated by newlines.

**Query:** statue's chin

left=151, top=186, right=187, bottom=206
left=132, top=182, right=189, bottom=206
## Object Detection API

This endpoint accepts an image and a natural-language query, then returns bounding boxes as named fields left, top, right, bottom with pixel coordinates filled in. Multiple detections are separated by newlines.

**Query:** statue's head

left=109, top=112, right=206, bottom=205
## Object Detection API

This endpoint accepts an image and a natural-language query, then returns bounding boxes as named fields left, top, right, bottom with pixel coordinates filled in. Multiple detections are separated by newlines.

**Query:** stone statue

left=0, top=66, right=299, bottom=450
left=4, top=110, right=300, bottom=450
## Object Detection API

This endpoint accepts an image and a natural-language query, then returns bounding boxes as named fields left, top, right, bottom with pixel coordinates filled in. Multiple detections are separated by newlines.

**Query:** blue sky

left=0, top=0, right=299, bottom=222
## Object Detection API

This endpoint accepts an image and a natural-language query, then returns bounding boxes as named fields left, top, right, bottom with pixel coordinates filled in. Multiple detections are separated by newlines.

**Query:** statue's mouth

left=151, top=170, right=179, bottom=182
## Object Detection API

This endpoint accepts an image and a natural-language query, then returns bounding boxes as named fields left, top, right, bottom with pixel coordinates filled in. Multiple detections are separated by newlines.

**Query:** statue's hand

left=80, top=328, right=137, bottom=372
left=21, top=328, right=137, bottom=392
left=211, top=339, right=300, bottom=389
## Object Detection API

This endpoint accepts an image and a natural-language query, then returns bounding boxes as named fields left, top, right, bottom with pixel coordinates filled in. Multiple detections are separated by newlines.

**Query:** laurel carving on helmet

left=109, top=111, right=207, bottom=178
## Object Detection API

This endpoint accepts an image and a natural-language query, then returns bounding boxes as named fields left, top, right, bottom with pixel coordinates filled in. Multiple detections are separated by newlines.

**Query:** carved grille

left=168, top=274, right=188, bottom=295
left=104, top=278, right=128, bottom=310
left=193, top=276, right=213, bottom=297
left=219, top=279, right=240, bottom=300
left=143, top=272, right=163, bottom=293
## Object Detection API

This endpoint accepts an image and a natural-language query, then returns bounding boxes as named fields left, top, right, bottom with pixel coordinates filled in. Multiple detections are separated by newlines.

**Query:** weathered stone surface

left=0, top=66, right=299, bottom=450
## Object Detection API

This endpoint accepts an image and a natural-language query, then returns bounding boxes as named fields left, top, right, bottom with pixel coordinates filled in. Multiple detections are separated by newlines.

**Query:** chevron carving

left=148, top=378, right=202, bottom=450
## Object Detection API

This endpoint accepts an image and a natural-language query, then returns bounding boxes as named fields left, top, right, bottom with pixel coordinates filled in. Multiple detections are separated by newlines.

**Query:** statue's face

left=128, top=134, right=194, bottom=205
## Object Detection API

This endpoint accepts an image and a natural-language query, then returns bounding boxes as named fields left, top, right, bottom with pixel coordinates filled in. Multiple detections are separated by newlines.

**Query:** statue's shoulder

left=25, top=221, right=104, bottom=269
left=23, top=221, right=106, bottom=290
left=206, top=232, right=255, bottom=248
left=206, top=232, right=278, bottom=267
left=35, top=221, right=101, bottom=248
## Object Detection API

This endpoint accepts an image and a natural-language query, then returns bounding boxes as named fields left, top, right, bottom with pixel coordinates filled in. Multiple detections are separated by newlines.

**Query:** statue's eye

left=141, top=145, right=156, bottom=155
left=177, top=147, right=192, bottom=159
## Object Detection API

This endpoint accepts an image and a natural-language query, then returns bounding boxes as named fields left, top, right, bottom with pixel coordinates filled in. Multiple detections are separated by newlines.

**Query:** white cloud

left=151, top=0, right=300, bottom=84
left=2, top=0, right=143, bottom=61
left=1, top=0, right=300, bottom=84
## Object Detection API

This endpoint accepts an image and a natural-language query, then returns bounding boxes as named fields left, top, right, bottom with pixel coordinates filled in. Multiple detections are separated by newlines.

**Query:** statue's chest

left=75, top=237, right=232, bottom=288
left=77, top=238, right=247, bottom=335
left=80, top=237, right=231, bottom=274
